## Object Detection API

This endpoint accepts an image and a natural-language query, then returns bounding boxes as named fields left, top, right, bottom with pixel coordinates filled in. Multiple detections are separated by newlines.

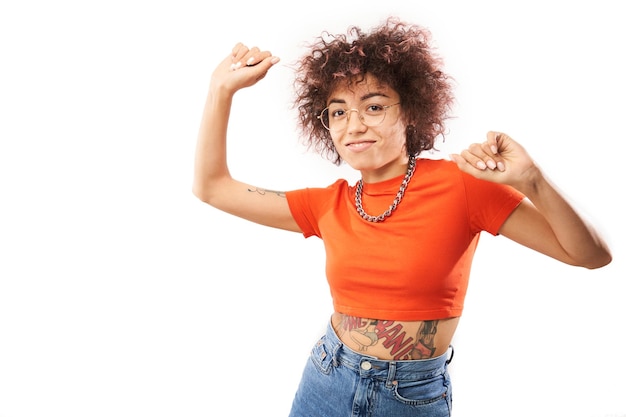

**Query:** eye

left=364, top=104, right=385, bottom=115
left=329, top=108, right=346, bottom=119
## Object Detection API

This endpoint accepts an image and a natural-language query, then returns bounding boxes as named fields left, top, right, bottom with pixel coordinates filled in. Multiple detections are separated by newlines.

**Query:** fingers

left=459, top=141, right=506, bottom=172
left=230, top=43, right=277, bottom=71
left=211, top=43, right=279, bottom=95
left=486, top=131, right=501, bottom=155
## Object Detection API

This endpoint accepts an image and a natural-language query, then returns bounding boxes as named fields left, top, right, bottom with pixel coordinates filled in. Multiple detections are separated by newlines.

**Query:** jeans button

left=360, top=361, right=372, bottom=370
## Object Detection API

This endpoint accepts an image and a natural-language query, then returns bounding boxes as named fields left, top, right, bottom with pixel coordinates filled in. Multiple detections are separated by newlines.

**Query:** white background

left=1, top=1, right=624, bottom=416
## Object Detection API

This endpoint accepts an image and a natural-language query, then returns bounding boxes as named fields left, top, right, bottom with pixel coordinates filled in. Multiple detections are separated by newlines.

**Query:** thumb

left=449, top=153, right=468, bottom=170
left=239, top=55, right=281, bottom=85
left=255, top=55, right=281, bottom=78
left=449, top=153, right=484, bottom=178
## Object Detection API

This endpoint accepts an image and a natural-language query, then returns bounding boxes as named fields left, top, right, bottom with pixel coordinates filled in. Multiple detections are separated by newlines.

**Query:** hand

left=210, top=43, right=280, bottom=95
left=450, top=131, right=540, bottom=191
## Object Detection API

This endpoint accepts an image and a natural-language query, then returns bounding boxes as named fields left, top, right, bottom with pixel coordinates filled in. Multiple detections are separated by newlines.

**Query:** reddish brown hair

left=293, top=17, right=454, bottom=165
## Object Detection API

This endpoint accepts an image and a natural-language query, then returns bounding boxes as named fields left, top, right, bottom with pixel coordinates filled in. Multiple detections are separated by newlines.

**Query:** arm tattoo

left=247, top=187, right=286, bottom=198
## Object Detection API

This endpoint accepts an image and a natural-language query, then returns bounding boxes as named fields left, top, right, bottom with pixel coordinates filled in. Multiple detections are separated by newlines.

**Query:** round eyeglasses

left=317, top=102, right=400, bottom=131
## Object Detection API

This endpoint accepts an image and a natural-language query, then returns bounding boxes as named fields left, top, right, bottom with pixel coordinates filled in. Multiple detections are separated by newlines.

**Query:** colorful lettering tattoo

left=336, top=316, right=440, bottom=360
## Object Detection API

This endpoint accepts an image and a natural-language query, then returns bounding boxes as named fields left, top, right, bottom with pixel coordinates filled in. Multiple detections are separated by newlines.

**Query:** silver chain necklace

left=354, top=155, right=417, bottom=223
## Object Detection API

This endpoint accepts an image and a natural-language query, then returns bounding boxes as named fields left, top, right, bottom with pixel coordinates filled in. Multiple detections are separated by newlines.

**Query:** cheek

left=330, top=132, right=343, bottom=150
left=328, top=135, right=348, bottom=160
left=388, top=125, right=407, bottom=148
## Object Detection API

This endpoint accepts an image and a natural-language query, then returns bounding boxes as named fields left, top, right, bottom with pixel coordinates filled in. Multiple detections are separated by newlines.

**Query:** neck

left=354, top=154, right=417, bottom=223
left=360, top=157, right=411, bottom=183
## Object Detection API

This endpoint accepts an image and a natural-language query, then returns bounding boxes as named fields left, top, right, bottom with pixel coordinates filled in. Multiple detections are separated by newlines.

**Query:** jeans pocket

left=310, top=336, right=334, bottom=375
left=392, top=372, right=450, bottom=406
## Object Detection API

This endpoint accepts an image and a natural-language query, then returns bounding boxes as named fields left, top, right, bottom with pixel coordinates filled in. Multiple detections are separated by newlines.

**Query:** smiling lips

left=345, top=140, right=376, bottom=152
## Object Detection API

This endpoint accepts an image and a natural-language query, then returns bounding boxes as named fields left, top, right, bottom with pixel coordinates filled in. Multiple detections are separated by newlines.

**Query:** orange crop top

left=285, top=158, right=525, bottom=321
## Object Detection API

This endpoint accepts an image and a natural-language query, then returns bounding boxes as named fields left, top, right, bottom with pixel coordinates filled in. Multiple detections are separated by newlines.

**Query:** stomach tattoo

left=335, top=315, right=440, bottom=360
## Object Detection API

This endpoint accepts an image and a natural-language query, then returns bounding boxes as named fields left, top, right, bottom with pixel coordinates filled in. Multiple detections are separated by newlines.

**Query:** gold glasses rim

left=317, top=102, right=401, bottom=131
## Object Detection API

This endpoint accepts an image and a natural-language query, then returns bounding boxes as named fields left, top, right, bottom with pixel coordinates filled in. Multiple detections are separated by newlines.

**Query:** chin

left=342, top=159, right=370, bottom=172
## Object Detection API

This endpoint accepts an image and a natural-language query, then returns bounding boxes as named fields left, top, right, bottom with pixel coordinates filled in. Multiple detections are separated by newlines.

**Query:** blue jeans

left=289, top=322, right=453, bottom=417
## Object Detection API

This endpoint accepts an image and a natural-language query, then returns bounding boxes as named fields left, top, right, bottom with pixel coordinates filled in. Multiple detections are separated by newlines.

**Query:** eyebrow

left=327, top=92, right=392, bottom=105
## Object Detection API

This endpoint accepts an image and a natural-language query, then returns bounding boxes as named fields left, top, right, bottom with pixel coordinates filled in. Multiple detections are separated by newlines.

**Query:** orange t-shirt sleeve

left=286, top=180, right=346, bottom=238
left=462, top=172, right=525, bottom=236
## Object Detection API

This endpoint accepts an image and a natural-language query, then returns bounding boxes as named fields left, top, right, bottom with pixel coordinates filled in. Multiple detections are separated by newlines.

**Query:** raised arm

left=450, top=131, right=612, bottom=269
left=193, top=43, right=301, bottom=233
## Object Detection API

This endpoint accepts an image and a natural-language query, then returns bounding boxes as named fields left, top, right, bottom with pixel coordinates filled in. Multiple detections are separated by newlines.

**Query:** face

left=326, top=74, right=408, bottom=182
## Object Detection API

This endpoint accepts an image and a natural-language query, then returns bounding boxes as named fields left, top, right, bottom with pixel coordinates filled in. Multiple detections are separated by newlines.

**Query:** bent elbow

left=192, top=182, right=214, bottom=205
left=578, top=249, right=613, bottom=270
left=585, top=253, right=613, bottom=270
left=192, top=175, right=232, bottom=207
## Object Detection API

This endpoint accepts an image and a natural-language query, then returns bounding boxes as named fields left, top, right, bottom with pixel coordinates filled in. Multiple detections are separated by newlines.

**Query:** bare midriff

left=331, top=312, right=459, bottom=361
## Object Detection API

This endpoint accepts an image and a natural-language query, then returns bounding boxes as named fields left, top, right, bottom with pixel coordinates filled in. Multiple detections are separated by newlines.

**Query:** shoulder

left=415, top=157, right=465, bottom=185
left=286, top=178, right=351, bottom=202
left=416, top=157, right=523, bottom=198
left=416, top=157, right=460, bottom=173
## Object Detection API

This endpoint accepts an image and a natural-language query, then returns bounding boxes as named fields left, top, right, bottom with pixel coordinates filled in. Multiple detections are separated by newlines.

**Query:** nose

left=346, top=109, right=366, bottom=132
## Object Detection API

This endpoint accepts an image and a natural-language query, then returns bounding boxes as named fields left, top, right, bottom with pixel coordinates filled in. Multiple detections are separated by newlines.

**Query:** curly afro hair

left=293, top=17, right=454, bottom=165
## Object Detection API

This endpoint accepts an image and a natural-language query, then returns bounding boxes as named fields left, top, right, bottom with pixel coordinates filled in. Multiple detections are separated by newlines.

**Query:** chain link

left=354, top=155, right=417, bottom=222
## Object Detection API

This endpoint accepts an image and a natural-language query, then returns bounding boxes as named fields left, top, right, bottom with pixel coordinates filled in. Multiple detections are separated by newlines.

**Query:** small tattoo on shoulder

left=247, top=187, right=286, bottom=198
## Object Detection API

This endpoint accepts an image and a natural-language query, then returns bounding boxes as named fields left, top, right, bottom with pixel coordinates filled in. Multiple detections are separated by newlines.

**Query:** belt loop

left=446, top=345, right=454, bottom=365
left=331, top=340, right=342, bottom=367
left=385, top=361, right=397, bottom=388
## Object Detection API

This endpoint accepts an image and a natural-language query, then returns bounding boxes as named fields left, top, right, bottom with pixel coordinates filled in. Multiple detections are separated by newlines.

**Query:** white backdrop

left=1, top=1, right=624, bottom=416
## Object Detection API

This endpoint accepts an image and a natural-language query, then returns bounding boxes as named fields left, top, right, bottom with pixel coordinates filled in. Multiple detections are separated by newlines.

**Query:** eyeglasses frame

left=317, top=102, right=401, bottom=131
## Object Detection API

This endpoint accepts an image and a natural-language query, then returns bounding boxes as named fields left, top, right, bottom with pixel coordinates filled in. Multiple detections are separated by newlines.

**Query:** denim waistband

left=321, top=321, right=453, bottom=382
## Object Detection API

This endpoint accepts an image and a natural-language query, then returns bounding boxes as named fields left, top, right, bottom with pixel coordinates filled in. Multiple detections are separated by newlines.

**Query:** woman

left=193, top=17, right=611, bottom=417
